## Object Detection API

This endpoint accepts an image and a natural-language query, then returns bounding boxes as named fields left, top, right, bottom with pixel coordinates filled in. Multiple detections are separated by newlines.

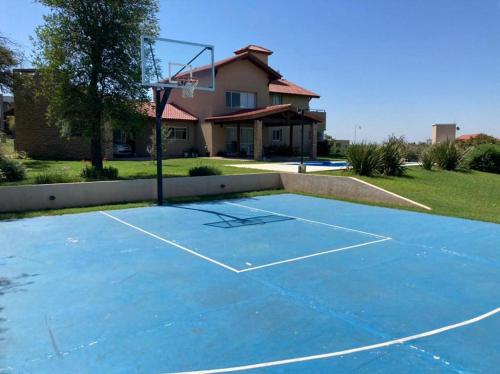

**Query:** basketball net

left=178, top=78, right=199, bottom=98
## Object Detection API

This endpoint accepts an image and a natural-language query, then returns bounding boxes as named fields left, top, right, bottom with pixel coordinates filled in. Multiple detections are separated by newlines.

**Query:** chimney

left=234, top=45, right=273, bottom=65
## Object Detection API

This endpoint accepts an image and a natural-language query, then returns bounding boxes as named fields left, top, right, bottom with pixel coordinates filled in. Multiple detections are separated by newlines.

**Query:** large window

left=272, top=128, right=283, bottom=142
left=167, top=127, right=188, bottom=141
left=271, top=94, right=283, bottom=105
left=225, top=91, right=256, bottom=108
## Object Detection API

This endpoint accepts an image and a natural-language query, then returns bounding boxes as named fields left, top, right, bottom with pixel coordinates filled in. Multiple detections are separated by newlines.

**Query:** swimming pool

left=290, top=160, right=349, bottom=167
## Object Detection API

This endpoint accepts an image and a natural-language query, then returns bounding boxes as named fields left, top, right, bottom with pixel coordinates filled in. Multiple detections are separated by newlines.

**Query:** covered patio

left=206, top=104, right=322, bottom=160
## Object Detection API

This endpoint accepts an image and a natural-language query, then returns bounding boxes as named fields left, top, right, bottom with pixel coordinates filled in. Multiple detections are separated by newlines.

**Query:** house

left=13, top=45, right=326, bottom=160
left=432, top=123, right=457, bottom=144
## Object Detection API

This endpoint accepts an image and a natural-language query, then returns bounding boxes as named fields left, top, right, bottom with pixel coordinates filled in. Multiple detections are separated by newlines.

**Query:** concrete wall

left=279, top=173, right=431, bottom=210
left=0, top=173, right=430, bottom=213
left=0, top=173, right=282, bottom=213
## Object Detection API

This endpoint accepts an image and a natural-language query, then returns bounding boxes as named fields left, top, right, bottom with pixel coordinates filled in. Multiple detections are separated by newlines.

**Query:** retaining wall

left=280, top=173, right=430, bottom=210
left=0, top=172, right=430, bottom=213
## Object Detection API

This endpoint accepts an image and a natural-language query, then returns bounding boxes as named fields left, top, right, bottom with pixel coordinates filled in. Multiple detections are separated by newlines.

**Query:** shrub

left=420, top=149, right=434, bottom=170
left=457, top=133, right=498, bottom=148
left=0, top=157, right=26, bottom=181
left=345, top=143, right=381, bottom=176
left=188, top=165, right=222, bottom=177
left=378, top=136, right=407, bottom=176
left=34, top=170, right=74, bottom=184
left=465, top=144, right=500, bottom=174
left=317, top=140, right=332, bottom=157
left=81, top=165, right=119, bottom=180
left=405, top=142, right=430, bottom=162
left=432, top=140, right=464, bottom=170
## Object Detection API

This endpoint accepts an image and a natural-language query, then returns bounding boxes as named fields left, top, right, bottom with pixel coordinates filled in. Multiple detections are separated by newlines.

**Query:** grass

left=315, top=167, right=500, bottom=223
left=0, top=190, right=286, bottom=221
left=2, top=136, right=498, bottom=223
left=0, top=157, right=269, bottom=186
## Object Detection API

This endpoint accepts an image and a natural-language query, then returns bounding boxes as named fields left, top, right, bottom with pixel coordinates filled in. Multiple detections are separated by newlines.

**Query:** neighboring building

left=432, top=123, right=457, bottom=144
left=330, top=139, right=350, bottom=154
left=13, top=45, right=326, bottom=160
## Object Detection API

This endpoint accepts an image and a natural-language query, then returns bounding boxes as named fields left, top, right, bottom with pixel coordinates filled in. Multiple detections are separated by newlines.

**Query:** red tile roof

left=206, top=104, right=322, bottom=123
left=456, top=134, right=481, bottom=141
left=269, top=79, right=320, bottom=98
left=143, top=102, right=198, bottom=122
left=234, top=45, right=273, bottom=55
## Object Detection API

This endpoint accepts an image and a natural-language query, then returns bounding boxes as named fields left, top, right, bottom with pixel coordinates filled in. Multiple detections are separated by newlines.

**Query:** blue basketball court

left=1, top=193, right=499, bottom=373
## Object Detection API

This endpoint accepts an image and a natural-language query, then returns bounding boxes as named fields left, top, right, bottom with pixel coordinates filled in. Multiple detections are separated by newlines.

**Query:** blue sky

left=1, top=0, right=499, bottom=142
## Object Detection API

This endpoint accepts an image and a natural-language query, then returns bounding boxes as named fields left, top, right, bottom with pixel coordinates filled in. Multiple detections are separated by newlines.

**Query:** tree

left=0, top=34, right=20, bottom=92
left=34, top=0, right=159, bottom=170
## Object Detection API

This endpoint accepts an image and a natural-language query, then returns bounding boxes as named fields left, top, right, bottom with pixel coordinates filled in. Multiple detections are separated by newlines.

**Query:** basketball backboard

left=140, top=36, right=215, bottom=92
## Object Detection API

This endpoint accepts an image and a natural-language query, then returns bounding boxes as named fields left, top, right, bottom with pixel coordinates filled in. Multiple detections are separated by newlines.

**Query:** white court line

left=99, top=211, right=240, bottom=273
left=225, top=202, right=391, bottom=240
left=164, top=307, right=500, bottom=374
left=239, top=238, right=391, bottom=273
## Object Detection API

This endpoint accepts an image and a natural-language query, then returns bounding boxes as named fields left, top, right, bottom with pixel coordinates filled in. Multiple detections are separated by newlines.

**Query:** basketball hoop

left=177, top=78, right=199, bottom=98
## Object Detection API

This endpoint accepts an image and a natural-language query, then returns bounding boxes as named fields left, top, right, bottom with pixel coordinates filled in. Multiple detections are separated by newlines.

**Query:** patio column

left=289, top=125, right=294, bottom=152
left=310, top=123, right=318, bottom=159
left=253, top=120, right=263, bottom=160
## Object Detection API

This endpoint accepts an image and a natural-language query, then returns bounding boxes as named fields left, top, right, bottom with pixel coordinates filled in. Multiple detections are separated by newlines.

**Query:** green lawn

left=0, top=157, right=269, bottom=186
left=315, top=167, right=500, bottom=223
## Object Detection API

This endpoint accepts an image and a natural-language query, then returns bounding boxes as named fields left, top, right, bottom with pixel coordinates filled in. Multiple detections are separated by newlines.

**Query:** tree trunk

left=90, top=111, right=103, bottom=170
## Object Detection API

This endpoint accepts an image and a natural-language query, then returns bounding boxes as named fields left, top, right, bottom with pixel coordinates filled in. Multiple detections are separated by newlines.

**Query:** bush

left=188, top=165, right=222, bottom=177
left=432, top=140, right=464, bottom=170
left=378, top=136, right=406, bottom=176
left=345, top=143, right=381, bottom=176
left=457, top=133, right=498, bottom=148
left=35, top=170, right=74, bottom=184
left=81, top=165, right=119, bottom=180
left=0, top=157, right=26, bottom=181
left=317, top=140, right=332, bottom=157
left=465, top=144, right=500, bottom=173
left=420, top=149, right=434, bottom=170
left=405, top=142, right=430, bottom=162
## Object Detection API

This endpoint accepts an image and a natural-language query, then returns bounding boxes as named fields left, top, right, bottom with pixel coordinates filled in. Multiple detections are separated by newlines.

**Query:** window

left=271, top=94, right=283, bottom=105
left=272, top=128, right=283, bottom=142
left=225, top=91, right=256, bottom=108
left=167, top=127, right=188, bottom=141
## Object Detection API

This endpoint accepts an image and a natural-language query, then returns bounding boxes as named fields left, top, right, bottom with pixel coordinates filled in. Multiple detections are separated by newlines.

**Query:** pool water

left=290, top=161, right=348, bottom=167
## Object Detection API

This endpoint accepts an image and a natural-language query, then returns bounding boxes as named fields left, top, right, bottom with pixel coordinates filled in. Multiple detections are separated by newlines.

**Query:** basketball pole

left=155, top=87, right=172, bottom=206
